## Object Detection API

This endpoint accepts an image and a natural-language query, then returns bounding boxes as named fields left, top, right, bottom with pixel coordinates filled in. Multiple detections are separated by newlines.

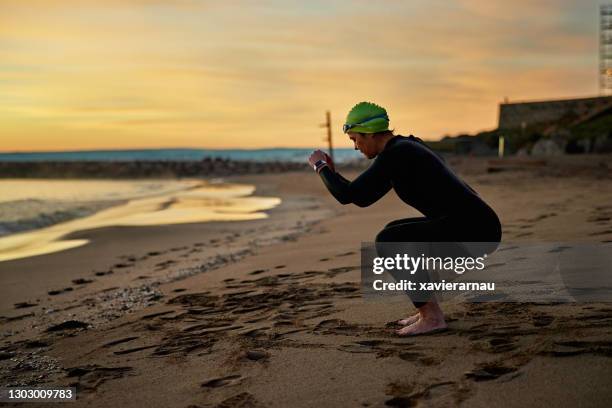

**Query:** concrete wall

left=498, top=96, right=612, bottom=130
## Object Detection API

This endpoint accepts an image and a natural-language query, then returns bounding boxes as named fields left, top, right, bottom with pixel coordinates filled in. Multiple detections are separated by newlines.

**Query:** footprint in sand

left=65, top=365, right=133, bottom=393
left=2, top=312, right=35, bottom=322
left=313, top=319, right=361, bottom=335
left=23, top=339, right=51, bottom=348
left=510, top=256, right=528, bottom=261
left=46, top=320, right=89, bottom=332
left=155, top=260, right=176, bottom=269
left=250, top=276, right=281, bottom=287
left=214, top=392, right=263, bottom=408
left=540, top=340, right=612, bottom=357
left=167, top=292, right=217, bottom=306
left=589, top=229, right=612, bottom=236
left=326, top=266, right=360, bottom=277
left=72, top=278, right=94, bottom=285
left=337, top=344, right=375, bottom=354
left=464, top=364, right=518, bottom=382
left=48, top=287, right=73, bottom=296
left=244, top=350, right=269, bottom=361
left=1, top=352, right=18, bottom=362
left=497, top=245, right=519, bottom=252
left=532, top=314, right=555, bottom=327
left=113, top=345, right=157, bottom=355
left=397, top=351, right=424, bottom=361
left=113, top=262, right=133, bottom=269
left=13, top=301, right=38, bottom=309
left=484, top=262, right=506, bottom=269
left=201, top=374, right=242, bottom=388
left=485, top=337, right=518, bottom=353
left=153, top=335, right=217, bottom=356
left=141, top=310, right=174, bottom=320
left=102, top=336, right=139, bottom=348
left=587, top=216, right=611, bottom=223
left=385, top=381, right=459, bottom=407
left=548, top=246, right=572, bottom=253
left=522, top=213, right=557, bottom=223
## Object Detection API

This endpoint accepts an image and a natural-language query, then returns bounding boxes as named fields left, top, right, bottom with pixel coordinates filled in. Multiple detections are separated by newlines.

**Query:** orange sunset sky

left=0, top=0, right=603, bottom=151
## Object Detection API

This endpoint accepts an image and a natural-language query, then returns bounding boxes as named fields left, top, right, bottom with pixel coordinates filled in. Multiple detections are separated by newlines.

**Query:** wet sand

left=1, top=155, right=611, bottom=407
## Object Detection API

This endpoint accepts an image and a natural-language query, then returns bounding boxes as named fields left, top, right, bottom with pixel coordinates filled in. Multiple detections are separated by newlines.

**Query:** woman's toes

left=396, top=319, right=447, bottom=336
left=397, top=314, right=419, bottom=326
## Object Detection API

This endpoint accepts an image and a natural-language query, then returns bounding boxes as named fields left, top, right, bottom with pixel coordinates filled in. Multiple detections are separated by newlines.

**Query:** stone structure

left=498, top=95, right=612, bottom=131
left=0, top=157, right=368, bottom=179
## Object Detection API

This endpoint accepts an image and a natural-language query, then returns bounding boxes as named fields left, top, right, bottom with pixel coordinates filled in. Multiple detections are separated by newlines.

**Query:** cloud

left=0, top=0, right=602, bottom=150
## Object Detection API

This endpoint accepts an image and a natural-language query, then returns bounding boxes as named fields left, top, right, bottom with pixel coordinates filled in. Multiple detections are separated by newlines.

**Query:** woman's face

left=348, top=132, right=377, bottom=159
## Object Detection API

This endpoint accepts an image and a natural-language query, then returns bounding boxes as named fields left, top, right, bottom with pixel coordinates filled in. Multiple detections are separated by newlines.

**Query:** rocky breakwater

left=0, top=158, right=310, bottom=179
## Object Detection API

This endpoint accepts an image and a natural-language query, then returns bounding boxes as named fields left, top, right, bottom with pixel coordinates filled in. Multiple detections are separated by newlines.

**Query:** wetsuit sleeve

left=317, top=158, right=392, bottom=207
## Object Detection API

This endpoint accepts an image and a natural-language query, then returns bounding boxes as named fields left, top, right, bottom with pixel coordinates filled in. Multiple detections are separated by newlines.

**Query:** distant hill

left=426, top=95, right=612, bottom=155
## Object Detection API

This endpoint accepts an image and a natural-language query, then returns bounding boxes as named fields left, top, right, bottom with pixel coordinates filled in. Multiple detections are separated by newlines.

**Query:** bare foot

left=397, top=313, right=420, bottom=326
left=396, top=317, right=447, bottom=336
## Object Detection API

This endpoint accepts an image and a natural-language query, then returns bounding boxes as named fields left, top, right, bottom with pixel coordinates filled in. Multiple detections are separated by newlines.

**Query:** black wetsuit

left=318, top=135, right=502, bottom=307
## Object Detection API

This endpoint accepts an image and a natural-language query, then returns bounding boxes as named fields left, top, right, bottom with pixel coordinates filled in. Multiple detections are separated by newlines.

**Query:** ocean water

left=0, top=147, right=362, bottom=261
left=0, top=179, right=281, bottom=262
left=0, top=148, right=362, bottom=163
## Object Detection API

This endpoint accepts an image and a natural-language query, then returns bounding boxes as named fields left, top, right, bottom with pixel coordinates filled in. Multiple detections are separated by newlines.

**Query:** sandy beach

left=1, top=155, right=611, bottom=407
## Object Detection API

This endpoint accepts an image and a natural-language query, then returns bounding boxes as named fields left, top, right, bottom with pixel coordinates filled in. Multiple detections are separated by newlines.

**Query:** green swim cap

left=343, top=102, right=389, bottom=134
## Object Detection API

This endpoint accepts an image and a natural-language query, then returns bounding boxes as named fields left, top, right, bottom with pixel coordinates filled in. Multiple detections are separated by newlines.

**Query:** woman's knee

left=383, top=220, right=399, bottom=229
left=375, top=228, right=392, bottom=244
left=375, top=229, right=392, bottom=257
left=384, top=218, right=408, bottom=229
left=384, top=217, right=424, bottom=230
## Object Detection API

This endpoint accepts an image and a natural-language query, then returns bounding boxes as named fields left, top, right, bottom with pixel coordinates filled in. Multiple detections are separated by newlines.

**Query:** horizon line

left=0, top=146, right=361, bottom=155
left=0, top=130, right=500, bottom=154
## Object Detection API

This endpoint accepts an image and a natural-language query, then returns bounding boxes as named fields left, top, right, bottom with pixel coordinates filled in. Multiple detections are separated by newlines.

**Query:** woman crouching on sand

left=308, top=102, right=502, bottom=336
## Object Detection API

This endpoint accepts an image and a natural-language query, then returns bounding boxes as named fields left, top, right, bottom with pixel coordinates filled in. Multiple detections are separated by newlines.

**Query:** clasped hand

left=308, top=150, right=335, bottom=172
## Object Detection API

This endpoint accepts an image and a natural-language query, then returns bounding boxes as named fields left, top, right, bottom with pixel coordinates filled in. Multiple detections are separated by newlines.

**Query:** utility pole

left=319, top=110, right=334, bottom=162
